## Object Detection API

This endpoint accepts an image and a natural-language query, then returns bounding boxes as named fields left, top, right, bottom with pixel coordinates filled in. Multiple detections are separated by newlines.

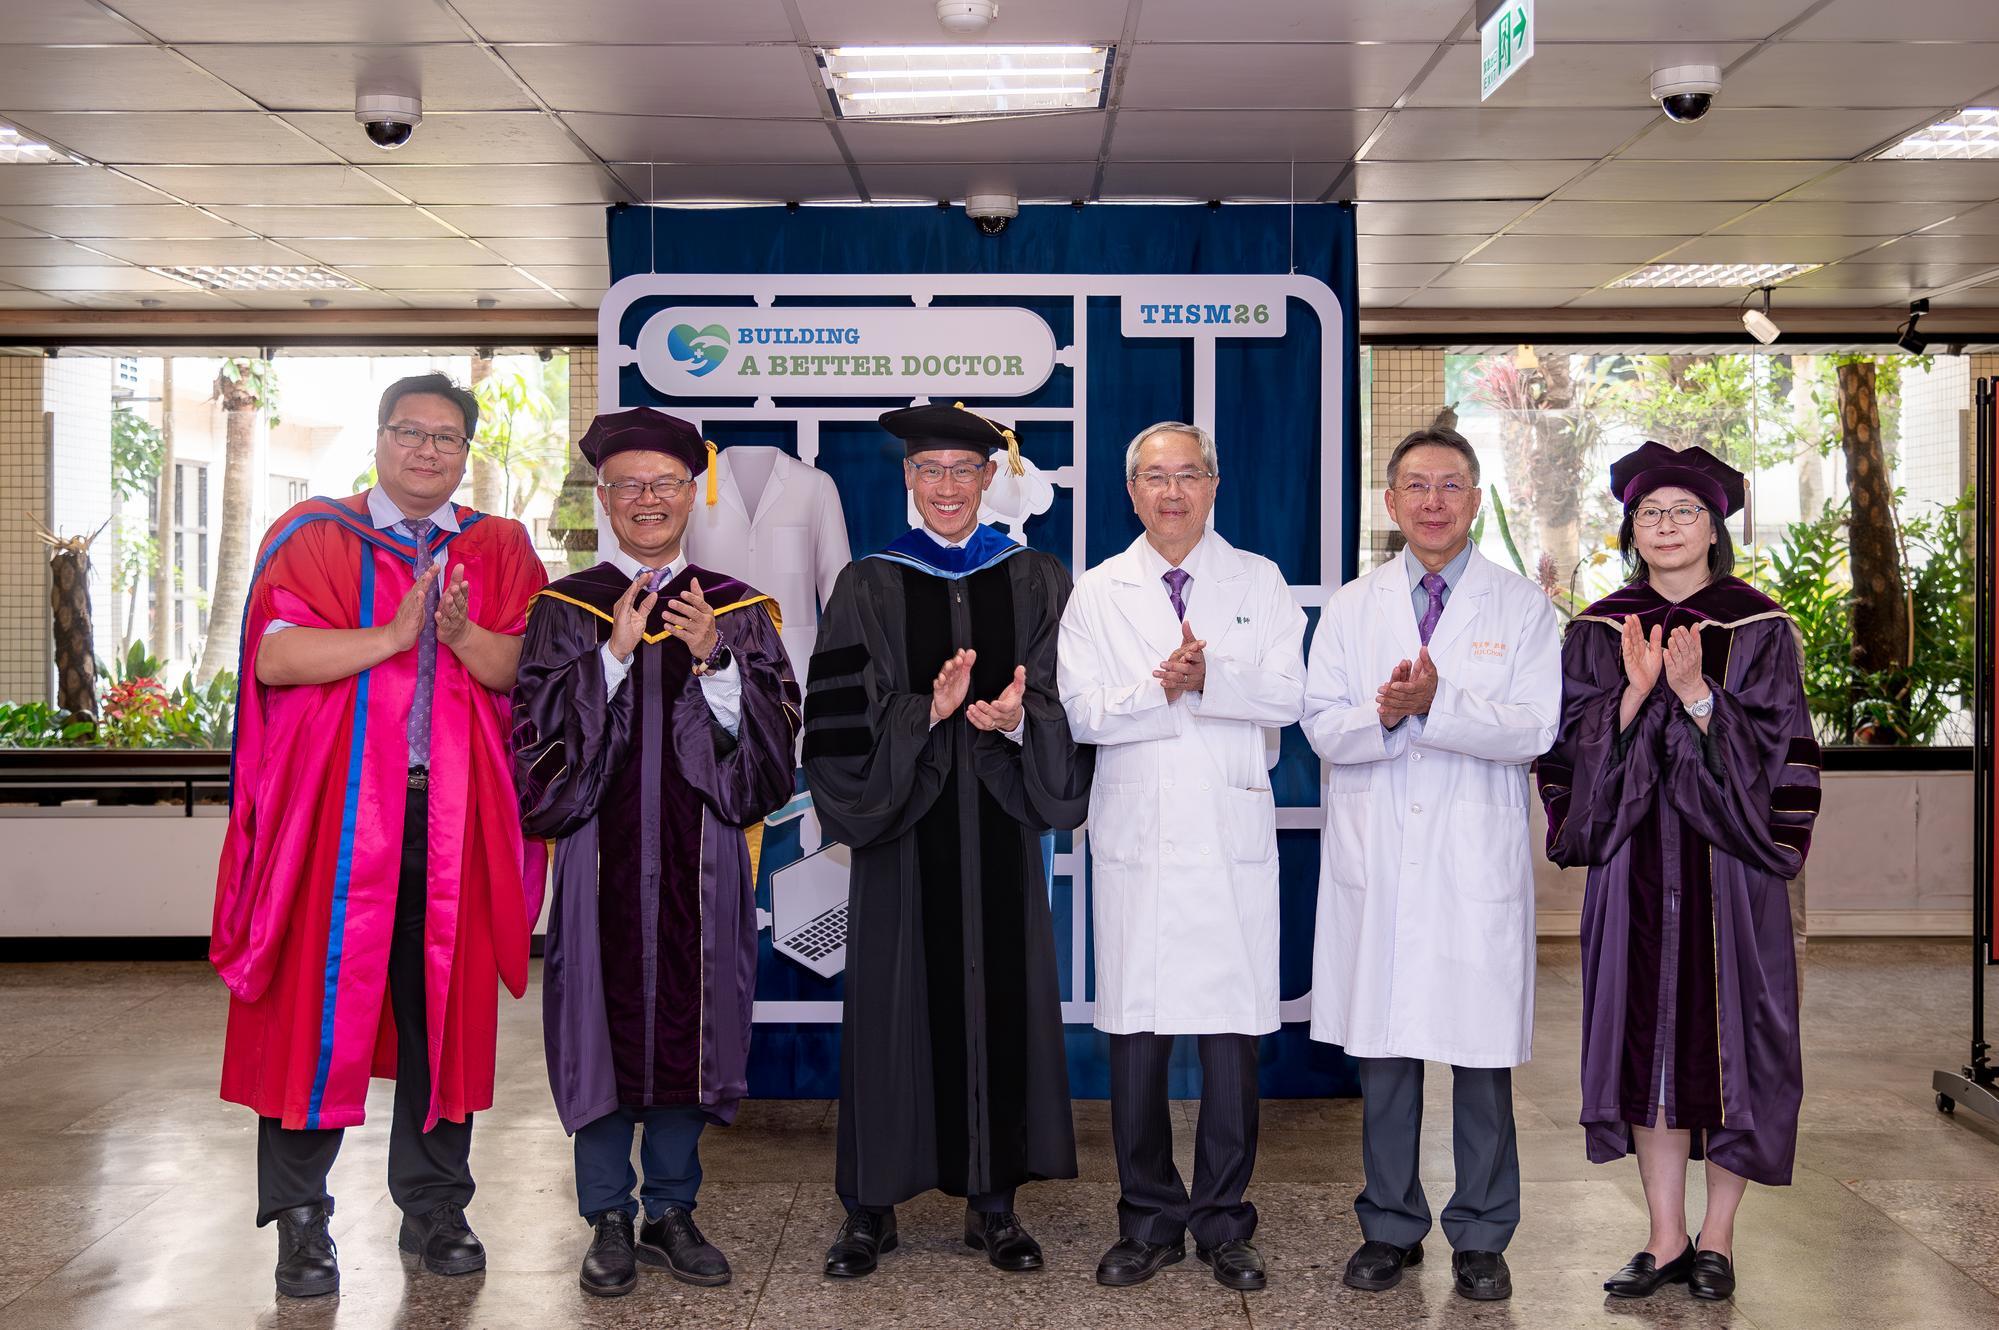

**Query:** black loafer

left=1604, top=1240, right=1694, bottom=1298
left=824, top=1208, right=898, bottom=1279
left=1453, top=1249, right=1512, bottom=1301
left=638, top=1206, right=730, bottom=1287
left=1196, top=1238, right=1266, bottom=1291
left=579, top=1211, right=637, bottom=1298
left=963, top=1208, right=1043, bottom=1272
left=1689, top=1249, right=1736, bottom=1301
left=272, top=1202, right=339, bottom=1299
left=1342, top=1238, right=1423, bottom=1291
left=397, top=1201, right=486, bottom=1276
left=1096, top=1236, right=1186, bottom=1287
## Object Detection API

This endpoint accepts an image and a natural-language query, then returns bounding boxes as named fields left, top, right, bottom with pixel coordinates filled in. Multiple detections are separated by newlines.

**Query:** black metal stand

left=1936, top=376, right=1999, bottom=1123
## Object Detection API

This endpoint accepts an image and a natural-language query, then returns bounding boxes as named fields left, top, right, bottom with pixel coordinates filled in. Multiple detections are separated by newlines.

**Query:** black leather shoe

left=638, top=1206, right=731, bottom=1287
left=272, top=1203, right=339, bottom=1299
left=963, top=1208, right=1043, bottom=1272
left=1196, top=1238, right=1266, bottom=1291
left=824, top=1209, right=898, bottom=1279
left=1689, top=1249, right=1736, bottom=1301
left=1096, top=1236, right=1186, bottom=1287
left=1342, top=1239, right=1423, bottom=1291
left=1604, top=1241, right=1694, bottom=1298
left=1453, top=1249, right=1512, bottom=1301
left=397, top=1201, right=486, bottom=1276
left=578, top=1211, right=637, bottom=1298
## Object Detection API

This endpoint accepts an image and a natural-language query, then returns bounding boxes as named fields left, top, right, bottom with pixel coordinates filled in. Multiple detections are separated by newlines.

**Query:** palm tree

left=197, top=357, right=276, bottom=685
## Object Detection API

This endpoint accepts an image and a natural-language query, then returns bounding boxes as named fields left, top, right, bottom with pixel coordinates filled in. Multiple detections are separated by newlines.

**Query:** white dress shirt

left=265, top=488, right=459, bottom=639
left=601, top=545, right=741, bottom=738
left=916, top=525, right=1023, bottom=745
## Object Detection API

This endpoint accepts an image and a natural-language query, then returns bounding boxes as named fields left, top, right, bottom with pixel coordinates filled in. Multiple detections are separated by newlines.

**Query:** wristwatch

left=1683, top=691, right=1715, bottom=719
left=692, top=636, right=732, bottom=676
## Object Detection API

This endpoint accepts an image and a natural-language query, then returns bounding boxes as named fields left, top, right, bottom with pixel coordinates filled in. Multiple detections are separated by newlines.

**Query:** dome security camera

left=1651, top=64, right=1721, bottom=123
left=355, top=90, right=422, bottom=150
left=966, top=192, right=1018, bottom=236
left=938, top=0, right=999, bottom=35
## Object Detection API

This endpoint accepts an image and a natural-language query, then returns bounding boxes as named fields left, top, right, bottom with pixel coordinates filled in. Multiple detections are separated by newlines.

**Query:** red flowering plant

left=98, top=675, right=172, bottom=747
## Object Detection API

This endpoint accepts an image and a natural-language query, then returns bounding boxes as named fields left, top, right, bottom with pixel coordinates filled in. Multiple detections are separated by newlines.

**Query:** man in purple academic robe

left=512, top=407, right=799, bottom=1298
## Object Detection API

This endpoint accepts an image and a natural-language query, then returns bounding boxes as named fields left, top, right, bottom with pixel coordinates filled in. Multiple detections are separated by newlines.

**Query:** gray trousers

left=1355, top=1057, right=1519, bottom=1253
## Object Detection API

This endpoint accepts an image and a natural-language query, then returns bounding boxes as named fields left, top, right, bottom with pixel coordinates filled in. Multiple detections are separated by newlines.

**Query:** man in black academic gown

left=804, top=404, right=1093, bottom=1278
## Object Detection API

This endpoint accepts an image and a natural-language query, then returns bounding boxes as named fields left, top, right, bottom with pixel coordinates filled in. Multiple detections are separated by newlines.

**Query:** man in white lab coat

left=1059, top=421, right=1306, bottom=1294
left=1302, top=426, right=1561, bottom=1304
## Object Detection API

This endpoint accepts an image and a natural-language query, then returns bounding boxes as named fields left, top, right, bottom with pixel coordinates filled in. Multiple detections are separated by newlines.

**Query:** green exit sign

left=1480, top=0, right=1534, bottom=100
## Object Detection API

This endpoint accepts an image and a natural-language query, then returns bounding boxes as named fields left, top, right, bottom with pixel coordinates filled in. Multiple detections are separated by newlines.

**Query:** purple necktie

left=646, top=564, right=673, bottom=594
left=407, top=518, right=439, bottom=768
left=1417, top=571, right=1447, bottom=645
left=1162, top=567, right=1191, bottom=621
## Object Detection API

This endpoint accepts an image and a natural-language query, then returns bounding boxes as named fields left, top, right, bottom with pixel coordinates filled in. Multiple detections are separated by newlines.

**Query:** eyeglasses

left=601, top=477, right=695, bottom=503
left=908, top=461, right=988, bottom=484
left=1394, top=479, right=1474, bottom=499
left=1632, top=503, right=1707, bottom=528
left=381, top=422, right=469, bottom=456
left=1132, top=469, right=1217, bottom=492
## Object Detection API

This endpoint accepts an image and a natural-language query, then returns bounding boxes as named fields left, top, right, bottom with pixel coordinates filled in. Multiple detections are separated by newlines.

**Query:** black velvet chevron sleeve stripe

left=802, top=643, right=873, bottom=763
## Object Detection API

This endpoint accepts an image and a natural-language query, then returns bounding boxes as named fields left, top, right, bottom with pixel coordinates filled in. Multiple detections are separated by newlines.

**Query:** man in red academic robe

left=210, top=373, right=547, bottom=1299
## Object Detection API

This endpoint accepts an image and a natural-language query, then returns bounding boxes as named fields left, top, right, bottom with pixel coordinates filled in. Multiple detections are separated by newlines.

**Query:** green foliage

left=472, top=356, right=569, bottom=518
left=110, top=405, right=164, bottom=502
left=1602, top=353, right=1797, bottom=473
left=0, top=641, right=234, bottom=749
left=215, top=356, right=281, bottom=425
left=1487, top=486, right=1528, bottom=577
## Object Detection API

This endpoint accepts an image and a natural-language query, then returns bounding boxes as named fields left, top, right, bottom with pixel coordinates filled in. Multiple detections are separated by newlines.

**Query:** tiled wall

left=44, top=359, right=115, bottom=673
left=555, top=346, right=601, bottom=573
left=1362, top=346, right=1445, bottom=568
left=0, top=358, right=48, bottom=703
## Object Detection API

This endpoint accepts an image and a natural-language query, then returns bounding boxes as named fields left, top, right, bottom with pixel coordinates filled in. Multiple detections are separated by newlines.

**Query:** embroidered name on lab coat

left=1471, top=639, right=1508, bottom=659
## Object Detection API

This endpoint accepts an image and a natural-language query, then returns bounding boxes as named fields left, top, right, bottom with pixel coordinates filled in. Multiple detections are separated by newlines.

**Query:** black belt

left=408, top=766, right=429, bottom=791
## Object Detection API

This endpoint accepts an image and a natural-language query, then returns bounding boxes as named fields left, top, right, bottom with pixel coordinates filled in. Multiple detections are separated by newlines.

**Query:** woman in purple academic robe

left=1539, top=442, right=1817, bottom=1305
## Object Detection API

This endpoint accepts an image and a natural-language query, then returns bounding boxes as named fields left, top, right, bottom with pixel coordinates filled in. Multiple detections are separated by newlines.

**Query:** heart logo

left=665, top=322, right=731, bottom=377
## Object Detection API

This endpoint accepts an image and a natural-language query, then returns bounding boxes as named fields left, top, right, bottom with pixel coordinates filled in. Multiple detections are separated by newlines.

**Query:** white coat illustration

left=1303, top=547, right=1561, bottom=1068
left=1059, top=532, right=1306, bottom=1036
left=683, top=446, right=851, bottom=680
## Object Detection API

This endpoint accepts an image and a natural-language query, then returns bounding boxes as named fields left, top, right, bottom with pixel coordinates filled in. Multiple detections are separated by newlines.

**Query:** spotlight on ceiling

left=938, top=0, right=999, bottom=35
left=1897, top=298, right=1931, bottom=354
left=1741, top=286, right=1780, bottom=345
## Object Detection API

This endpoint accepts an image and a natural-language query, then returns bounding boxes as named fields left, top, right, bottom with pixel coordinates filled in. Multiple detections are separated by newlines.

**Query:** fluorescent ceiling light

left=0, top=124, right=78, bottom=164
left=819, top=44, right=1111, bottom=120
left=149, top=265, right=360, bottom=292
left=1614, top=261, right=1820, bottom=289
left=1880, top=107, right=1999, bottom=160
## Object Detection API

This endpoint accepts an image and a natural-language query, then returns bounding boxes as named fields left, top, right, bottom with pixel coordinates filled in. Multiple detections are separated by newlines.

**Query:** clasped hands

left=1154, top=621, right=1207, bottom=702
left=386, top=564, right=482, bottom=654
left=1619, top=613, right=1709, bottom=708
left=930, top=648, right=1029, bottom=732
left=606, top=573, right=719, bottom=663
left=1377, top=646, right=1439, bottom=726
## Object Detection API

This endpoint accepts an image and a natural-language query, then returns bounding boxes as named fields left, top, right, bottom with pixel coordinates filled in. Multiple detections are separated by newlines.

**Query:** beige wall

left=0, top=358, right=47, bottom=703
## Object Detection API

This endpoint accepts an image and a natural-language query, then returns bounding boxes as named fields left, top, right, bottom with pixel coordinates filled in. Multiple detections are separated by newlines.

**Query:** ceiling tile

left=0, top=47, right=252, bottom=112
left=361, top=164, right=623, bottom=206
left=1785, top=261, right=1988, bottom=290
left=0, top=205, right=255, bottom=238
left=106, top=0, right=472, bottom=42
left=220, top=288, right=417, bottom=308
left=847, top=112, right=1112, bottom=164
left=1554, top=159, right=1829, bottom=201
left=1784, top=160, right=1999, bottom=203
left=1715, top=200, right=1966, bottom=236
left=180, top=44, right=534, bottom=114
left=1357, top=263, right=1450, bottom=286
left=514, top=263, right=609, bottom=289
left=1133, top=0, right=1467, bottom=42
left=1109, top=110, right=1379, bottom=161
left=1432, top=262, right=1635, bottom=288
left=1508, top=200, right=1750, bottom=234
left=1400, top=286, right=1595, bottom=307
left=1408, top=41, right=1758, bottom=109
left=425, top=204, right=611, bottom=237
left=474, top=235, right=608, bottom=266
left=280, top=237, right=509, bottom=266
left=1096, top=161, right=1343, bottom=200
left=793, top=0, right=1130, bottom=43
left=1751, top=284, right=1915, bottom=307
left=1564, top=286, right=1774, bottom=307
left=1365, top=107, right=1658, bottom=160
left=556, top=290, right=604, bottom=308
left=1355, top=201, right=1532, bottom=234
left=1470, top=233, right=1696, bottom=263
left=25, top=287, right=233, bottom=309
left=76, top=237, right=332, bottom=266
left=0, top=113, right=341, bottom=165
left=565, top=115, right=840, bottom=165
left=1729, top=41, right=1999, bottom=110
left=1120, top=43, right=1432, bottom=110
left=1841, top=233, right=1999, bottom=264
left=0, top=219, right=38, bottom=238
left=120, top=165, right=403, bottom=207
left=0, top=265, right=200, bottom=292
left=283, top=111, right=592, bottom=166
left=1664, top=234, right=1893, bottom=263
left=1358, top=288, right=1417, bottom=307
left=1617, top=108, right=1944, bottom=160
left=1916, top=203, right=1999, bottom=236
left=609, top=161, right=856, bottom=202
left=0, top=165, right=175, bottom=207
left=1352, top=234, right=1488, bottom=263
left=0, top=1, right=151, bottom=43
left=1535, top=0, right=1821, bottom=41
left=1347, top=160, right=1591, bottom=202
left=500, top=45, right=824, bottom=117
left=206, top=205, right=456, bottom=238
left=335, top=264, right=546, bottom=290
left=452, top=0, right=796, bottom=42
left=1790, top=0, right=1999, bottom=40
left=0, top=237, right=111, bottom=265
left=860, top=163, right=1094, bottom=202
left=0, top=290, right=89, bottom=308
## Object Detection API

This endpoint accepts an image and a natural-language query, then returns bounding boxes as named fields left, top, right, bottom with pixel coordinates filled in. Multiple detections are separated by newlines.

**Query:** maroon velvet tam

left=579, top=406, right=708, bottom=476
left=1609, top=440, right=1744, bottom=519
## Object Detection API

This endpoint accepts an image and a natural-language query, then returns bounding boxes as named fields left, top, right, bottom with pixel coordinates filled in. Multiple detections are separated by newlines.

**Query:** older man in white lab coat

left=1303, top=426, right=1560, bottom=1304
left=1059, top=421, right=1305, bottom=1294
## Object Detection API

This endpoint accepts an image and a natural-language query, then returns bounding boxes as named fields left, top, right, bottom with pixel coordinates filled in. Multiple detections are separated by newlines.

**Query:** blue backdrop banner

left=602, top=202, right=1361, bottom=1099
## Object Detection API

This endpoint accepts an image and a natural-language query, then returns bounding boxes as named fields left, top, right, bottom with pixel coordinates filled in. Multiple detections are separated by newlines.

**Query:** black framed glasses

left=601, top=477, right=695, bottom=503
left=382, top=423, right=469, bottom=456
left=1632, top=503, right=1707, bottom=528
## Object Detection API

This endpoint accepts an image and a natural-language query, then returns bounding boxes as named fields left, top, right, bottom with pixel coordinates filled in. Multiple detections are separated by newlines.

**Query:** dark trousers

left=841, top=1189, right=1017, bottom=1217
left=1354, top=1057, right=1518, bottom=1253
left=256, top=783, right=474, bottom=1227
left=575, top=1106, right=706, bottom=1223
left=1109, top=1032, right=1260, bottom=1249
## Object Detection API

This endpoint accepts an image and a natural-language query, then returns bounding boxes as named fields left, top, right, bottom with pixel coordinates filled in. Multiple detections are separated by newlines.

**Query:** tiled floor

left=1, top=940, right=1997, bottom=1328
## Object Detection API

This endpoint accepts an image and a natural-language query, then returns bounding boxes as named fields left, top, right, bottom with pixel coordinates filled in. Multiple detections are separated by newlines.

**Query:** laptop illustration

left=769, top=841, right=852, bottom=979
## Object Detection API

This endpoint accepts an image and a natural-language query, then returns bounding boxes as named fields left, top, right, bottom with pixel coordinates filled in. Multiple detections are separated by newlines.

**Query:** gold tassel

left=704, top=439, right=718, bottom=506
left=953, top=401, right=1025, bottom=476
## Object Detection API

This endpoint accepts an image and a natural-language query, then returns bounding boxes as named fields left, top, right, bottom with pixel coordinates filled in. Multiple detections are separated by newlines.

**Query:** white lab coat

left=1059, top=533, right=1306, bottom=1036
left=683, top=446, right=851, bottom=680
left=1303, top=548, right=1561, bottom=1068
